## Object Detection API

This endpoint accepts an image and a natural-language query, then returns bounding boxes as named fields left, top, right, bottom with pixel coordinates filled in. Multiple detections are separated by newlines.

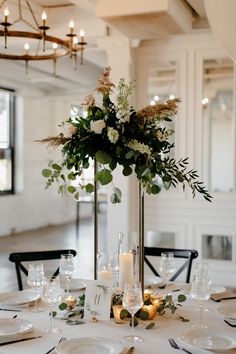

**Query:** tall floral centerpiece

left=40, top=67, right=211, bottom=287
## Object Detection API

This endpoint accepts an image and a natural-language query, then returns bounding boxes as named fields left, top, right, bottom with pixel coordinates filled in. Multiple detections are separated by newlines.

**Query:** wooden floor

left=0, top=215, right=107, bottom=293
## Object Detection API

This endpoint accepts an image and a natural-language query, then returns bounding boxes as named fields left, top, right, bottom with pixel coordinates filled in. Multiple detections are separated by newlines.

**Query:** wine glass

left=122, top=283, right=144, bottom=343
left=59, top=254, right=74, bottom=294
left=43, top=277, right=62, bottom=333
left=159, top=252, right=176, bottom=286
left=27, top=263, right=45, bottom=312
left=191, top=262, right=211, bottom=328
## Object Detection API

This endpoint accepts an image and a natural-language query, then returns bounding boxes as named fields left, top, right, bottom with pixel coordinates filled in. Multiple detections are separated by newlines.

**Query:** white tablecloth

left=0, top=292, right=235, bottom=354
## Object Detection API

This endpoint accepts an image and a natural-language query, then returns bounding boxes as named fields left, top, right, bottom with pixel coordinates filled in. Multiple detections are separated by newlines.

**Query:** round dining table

left=0, top=287, right=235, bottom=354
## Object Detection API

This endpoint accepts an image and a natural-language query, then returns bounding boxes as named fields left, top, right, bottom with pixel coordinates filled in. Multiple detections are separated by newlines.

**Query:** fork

left=168, top=338, right=192, bottom=354
left=45, top=336, right=66, bottom=354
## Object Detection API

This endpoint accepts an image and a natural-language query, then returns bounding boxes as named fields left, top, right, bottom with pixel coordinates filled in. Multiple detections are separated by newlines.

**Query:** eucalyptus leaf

left=145, top=322, right=155, bottom=330
left=114, top=187, right=122, bottom=199
left=177, top=294, right=187, bottom=303
left=68, top=172, right=76, bottom=180
left=85, top=183, right=94, bottom=193
left=130, top=317, right=138, bottom=327
left=151, top=184, right=161, bottom=194
left=67, top=186, right=76, bottom=193
left=125, top=150, right=134, bottom=159
left=59, top=303, right=68, bottom=311
left=139, top=311, right=149, bottom=321
left=42, top=169, right=52, bottom=178
left=120, top=309, right=129, bottom=320
left=95, top=151, right=112, bottom=164
left=52, top=163, right=62, bottom=171
left=123, top=166, right=132, bottom=176
left=66, top=319, right=85, bottom=325
left=96, top=169, right=113, bottom=185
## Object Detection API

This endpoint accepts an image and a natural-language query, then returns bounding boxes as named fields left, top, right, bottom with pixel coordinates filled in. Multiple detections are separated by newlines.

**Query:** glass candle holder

left=141, top=304, right=157, bottom=320
left=97, top=252, right=113, bottom=281
left=64, top=295, right=77, bottom=310
left=112, top=305, right=126, bottom=324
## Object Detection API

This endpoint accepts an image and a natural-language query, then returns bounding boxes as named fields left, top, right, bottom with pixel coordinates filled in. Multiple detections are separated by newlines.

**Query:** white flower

left=127, top=139, right=152, bottom=156
left=116, top=109, right=130, bottom=123
left=107, top=127, right=119, bottom=144
left=90, top=119, right=106, bottom=134
left=116, top=110, right=123, bottom=119
left=156, top=128, right=174, bottom=141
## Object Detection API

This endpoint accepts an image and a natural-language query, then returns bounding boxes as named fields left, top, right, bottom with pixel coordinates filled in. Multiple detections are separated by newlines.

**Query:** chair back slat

left=144, top=246, right=198, bottom=283
left=9, top=249, right=77, bottom=290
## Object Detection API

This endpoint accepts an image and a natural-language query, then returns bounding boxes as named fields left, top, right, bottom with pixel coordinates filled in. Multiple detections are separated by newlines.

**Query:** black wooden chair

left=144, top=246, right=198, bottom=283
left=9, top=249, right=77, bottom=290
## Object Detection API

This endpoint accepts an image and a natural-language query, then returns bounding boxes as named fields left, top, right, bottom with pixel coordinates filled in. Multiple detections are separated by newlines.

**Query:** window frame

left=0, top=87, right=15, bottom=195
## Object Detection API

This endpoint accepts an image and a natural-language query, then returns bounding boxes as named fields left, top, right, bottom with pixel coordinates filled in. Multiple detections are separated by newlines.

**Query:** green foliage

left=59, top=303, right=68, bottom=311
left=41, top=68, right=212, bottom=204
left=145, top=322, right=155, bottom=329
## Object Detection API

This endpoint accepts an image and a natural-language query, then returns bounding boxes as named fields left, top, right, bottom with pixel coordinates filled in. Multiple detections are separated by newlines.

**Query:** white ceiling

left=0, top=0, right=210, bottom=94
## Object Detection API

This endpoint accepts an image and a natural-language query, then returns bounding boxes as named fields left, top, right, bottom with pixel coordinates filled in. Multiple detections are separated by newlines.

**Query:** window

left=0, top=88, right=15, bottom=194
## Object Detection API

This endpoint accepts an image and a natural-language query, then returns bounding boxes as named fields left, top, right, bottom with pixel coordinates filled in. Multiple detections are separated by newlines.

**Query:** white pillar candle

left=98, top=269, right=113, bottom=281
left=119, top=252, right=134, bottom=290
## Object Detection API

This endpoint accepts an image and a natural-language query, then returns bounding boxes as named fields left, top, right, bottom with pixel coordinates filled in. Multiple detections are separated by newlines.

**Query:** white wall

left=0, top=86, right=83, bottom=237
left=135, top=31, right=236, bottom=286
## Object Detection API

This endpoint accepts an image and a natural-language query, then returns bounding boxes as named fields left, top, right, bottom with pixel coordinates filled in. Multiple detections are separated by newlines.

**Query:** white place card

left=84, top=280, right=112, bottom=321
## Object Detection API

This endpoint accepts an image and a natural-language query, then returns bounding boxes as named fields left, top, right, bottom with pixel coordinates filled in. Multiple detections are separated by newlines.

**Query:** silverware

left=0, top=335, right=42, bottom=346
left=168, top=338, right=192, bottom=354
left=45, top=336, right=66, bottom=354
left=0, top=308, right=21, bottom=312
left=127, top=347, right=134, bottom=354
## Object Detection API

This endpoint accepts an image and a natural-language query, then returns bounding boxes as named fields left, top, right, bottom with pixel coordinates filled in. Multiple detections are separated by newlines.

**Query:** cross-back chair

left=9, top=249, right=77, bottom=290
left=144, top=246, right=198, bottom=283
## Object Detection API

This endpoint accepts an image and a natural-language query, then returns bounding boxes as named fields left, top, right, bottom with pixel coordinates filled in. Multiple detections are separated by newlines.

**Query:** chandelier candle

left=119, top=252, right=134, bottom=290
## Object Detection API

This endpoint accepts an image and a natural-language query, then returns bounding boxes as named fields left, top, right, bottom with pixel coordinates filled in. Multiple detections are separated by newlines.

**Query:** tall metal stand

left=94, top=160, right=98, bottom=280
left=138, top=182, right=145, bottom=293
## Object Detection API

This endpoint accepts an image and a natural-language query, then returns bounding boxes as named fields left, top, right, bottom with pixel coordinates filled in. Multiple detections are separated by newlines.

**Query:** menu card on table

left=84, top=280, right=112, bottom=321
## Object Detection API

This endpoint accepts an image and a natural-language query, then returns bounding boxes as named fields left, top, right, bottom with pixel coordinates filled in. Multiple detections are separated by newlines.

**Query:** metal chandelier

left=0, top=0, right=87, bottom=74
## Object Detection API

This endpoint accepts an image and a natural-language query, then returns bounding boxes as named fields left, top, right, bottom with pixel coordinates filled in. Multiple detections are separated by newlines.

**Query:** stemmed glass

left=43, top=277, right=62, bottom=333
left=159, top=252, right=176, bottom=286
left=122, top=283, right=144, bottom=343
left=27, top=264, right=45, bottom=312
left=191, top=262, right=211, bottom=328
left=59, top=254, right=74, bottom=294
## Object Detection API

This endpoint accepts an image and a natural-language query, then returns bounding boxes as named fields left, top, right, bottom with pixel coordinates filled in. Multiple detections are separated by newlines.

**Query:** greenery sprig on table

left=57, top=291, right=189, bottom=328
left=39, top=67, right=212, bottom=204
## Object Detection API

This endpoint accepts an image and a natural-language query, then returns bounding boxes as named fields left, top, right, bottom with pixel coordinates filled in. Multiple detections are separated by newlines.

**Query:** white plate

left=179, top=328, right=236, bottom=351
left=0, top=318, right=33, bottom=336
left=61, top=279, right=86, bottom=292
left=0, top=289, right=40, bottom=306
left=217, top=304, right=236, bottom=319
left=210, top=285, right=226, bottom=294
left=55, top=337, right=124, bottom=354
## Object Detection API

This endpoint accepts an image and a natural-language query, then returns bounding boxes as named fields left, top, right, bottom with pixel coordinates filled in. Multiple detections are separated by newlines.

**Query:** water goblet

left=159, top=252, right=176, bottom=286
left=27, top=263, right=45, bottom=312
left=122, top=282, right=144, bottom=343
left=59, top=254, right=74, bottom=294
left=43, top=277, right=62, bottom=333
left=191, top=262, right=211, bottom=328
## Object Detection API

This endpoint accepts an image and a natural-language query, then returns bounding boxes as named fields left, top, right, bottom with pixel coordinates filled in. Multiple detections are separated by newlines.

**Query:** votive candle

left=98, top=269, right=113, bottom=281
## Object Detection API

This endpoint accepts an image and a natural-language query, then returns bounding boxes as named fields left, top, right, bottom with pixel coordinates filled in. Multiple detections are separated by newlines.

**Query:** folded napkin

left=0, top=328, right=35, bottom=345
left=210, top=289, right=236, bottom=302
